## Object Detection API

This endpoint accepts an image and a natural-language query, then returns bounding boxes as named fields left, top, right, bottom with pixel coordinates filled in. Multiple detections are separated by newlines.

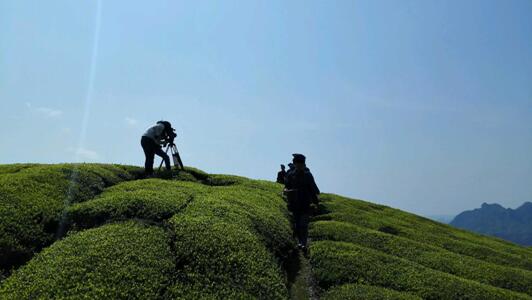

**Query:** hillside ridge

left=1, top=163, right=531, bottom=299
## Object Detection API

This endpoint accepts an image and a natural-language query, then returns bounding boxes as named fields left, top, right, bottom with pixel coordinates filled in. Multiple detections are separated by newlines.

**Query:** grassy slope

left=312, top=194, right=532, bottom=299
left=0, top=164, right=293, bottom=299
left=0, top=222, right=174, bottom=299
left=0, top=164, right=138, bottom=274
left=0, top=163, right=531, bottom=299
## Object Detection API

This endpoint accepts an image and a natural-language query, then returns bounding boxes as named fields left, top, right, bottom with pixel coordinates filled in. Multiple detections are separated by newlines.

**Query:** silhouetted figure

left=284, top=153, right=320, bottom=254
left=287, top=163, right=295, bottom=175
left=277, top=164, right=287, bottom=184
left=141, top=121, right=174, bottom=176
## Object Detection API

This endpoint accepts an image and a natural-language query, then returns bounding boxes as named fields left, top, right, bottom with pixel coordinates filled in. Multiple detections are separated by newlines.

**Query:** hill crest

left=1, top=163, right=531, bottom=299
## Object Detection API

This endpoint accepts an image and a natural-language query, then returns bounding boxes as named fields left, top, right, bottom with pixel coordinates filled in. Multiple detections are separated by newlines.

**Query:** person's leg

left=141, top=137, right=156, bottom=176
left=293, top=212, right=303, bottom=246
left=299, top=213, right=310, bottom=247
left=154, top=146, right=171, bottom=171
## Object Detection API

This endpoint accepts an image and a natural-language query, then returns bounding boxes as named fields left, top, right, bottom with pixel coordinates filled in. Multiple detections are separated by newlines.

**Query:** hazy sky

left=1, top=0, right=531, bottom=216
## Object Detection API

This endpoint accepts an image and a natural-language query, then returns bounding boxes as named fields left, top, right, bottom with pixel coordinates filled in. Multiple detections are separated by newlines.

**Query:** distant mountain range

left=450, top=202, right=532, bottom=246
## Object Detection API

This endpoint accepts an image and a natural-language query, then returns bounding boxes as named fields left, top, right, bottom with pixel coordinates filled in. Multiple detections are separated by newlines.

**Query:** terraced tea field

left=0, top=164, right=531, bottom=299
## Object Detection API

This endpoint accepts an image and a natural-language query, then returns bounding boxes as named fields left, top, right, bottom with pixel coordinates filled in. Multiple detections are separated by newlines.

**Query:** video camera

left=164, top=128, right=177, bottom=146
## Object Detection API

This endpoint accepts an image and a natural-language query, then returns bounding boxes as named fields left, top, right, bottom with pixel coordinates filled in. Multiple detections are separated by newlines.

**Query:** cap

left=292, top=153, right=306, bottom=163
left=157, top=120, right=172, bottom=131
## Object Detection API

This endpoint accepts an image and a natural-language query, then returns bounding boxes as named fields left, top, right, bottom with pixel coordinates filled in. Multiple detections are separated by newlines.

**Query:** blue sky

left=1, top=0, right=531, bottom=216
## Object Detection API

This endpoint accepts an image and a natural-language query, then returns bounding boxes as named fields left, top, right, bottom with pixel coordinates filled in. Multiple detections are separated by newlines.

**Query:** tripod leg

left=171, top=145, right=184, bottom=170
left=158, top=145, right=170, bottom=171
left=176, top=148, right=184, bottom=170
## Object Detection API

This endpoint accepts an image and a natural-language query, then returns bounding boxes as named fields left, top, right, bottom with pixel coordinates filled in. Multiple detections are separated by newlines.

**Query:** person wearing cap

left=276, top=164, right=287, bottom=184
left=141, top=120, right=174, bottom=176
left=284, top=153, right=320, bottom=253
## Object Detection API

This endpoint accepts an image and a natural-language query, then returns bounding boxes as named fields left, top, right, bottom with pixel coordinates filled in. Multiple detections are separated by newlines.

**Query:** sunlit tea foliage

left=1, top=164, right=531, bottom=299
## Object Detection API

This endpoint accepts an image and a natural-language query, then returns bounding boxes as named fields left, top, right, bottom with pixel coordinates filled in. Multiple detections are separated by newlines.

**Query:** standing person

left=276, top=164, right=287, bottom=184
left=141, top=121, right=174, bottom=177
left=284, top=153, right=320, bottom=253
left=287, top=163, right=295, bottom=175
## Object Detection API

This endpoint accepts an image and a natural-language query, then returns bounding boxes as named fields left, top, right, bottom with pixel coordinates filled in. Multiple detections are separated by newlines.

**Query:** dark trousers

left=293, top=212, right=310, bottom=247
left=141, top=136, right=170, bottom=175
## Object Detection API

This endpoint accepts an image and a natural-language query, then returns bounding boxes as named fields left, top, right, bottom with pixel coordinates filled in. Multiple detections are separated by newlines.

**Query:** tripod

left=158, top=143, right=184, bottom=171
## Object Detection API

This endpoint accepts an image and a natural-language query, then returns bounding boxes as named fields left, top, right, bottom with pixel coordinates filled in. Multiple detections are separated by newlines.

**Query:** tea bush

left=65, top=177, right=294, bottom=258
left=0, top=221, right=174, bottom=299
left=3, top=163, right=532, bottom=299
left=310, top=240, right=531, bottom=299
left=65, top=179, right=201, bottom=229
left=205, top=174, right=248, bottom=186
left=316, top=194, right=532, bottom=270
left=0, top=164, right=38, bottom=175
left=182, top=185, right=294, bottom=258
left=310, top=220, right=532, bottom=295
left=167, top=215, right=287, bottom=299
left=1, top=165, right=294, bottom=298
left=182, top=166, right=210, bottom=181
left=311, top=193, right=532, bottom=299
left=323, top=283, right=422, bottom=300
left=0, top=164, right=134, bottom=273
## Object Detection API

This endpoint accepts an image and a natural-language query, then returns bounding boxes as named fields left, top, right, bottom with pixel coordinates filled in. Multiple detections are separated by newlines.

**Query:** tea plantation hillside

left=1, top=164, right=531, bottom=299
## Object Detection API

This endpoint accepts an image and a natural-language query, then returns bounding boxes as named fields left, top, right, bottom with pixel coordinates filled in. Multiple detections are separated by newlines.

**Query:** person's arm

left=304, top=173, right=319, bottom=207
left=155, top=124, right=167, bottom=145
left=284, top=174, right=296, bottom=196
left=308, top=173, right=320, bottom=195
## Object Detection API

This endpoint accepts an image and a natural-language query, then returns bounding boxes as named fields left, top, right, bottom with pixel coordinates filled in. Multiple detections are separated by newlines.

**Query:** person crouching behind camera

left=141, top=120, right=174, bottom=177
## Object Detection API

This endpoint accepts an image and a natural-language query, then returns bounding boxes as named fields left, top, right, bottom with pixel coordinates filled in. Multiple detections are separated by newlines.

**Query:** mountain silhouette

left=451, top=202, right=532, bottom=246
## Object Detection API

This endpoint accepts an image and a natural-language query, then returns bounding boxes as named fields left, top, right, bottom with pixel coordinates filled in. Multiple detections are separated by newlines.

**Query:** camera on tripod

left=164, top=129, right=177, bottom=146
left=159, top=127, right=184, bottom=171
